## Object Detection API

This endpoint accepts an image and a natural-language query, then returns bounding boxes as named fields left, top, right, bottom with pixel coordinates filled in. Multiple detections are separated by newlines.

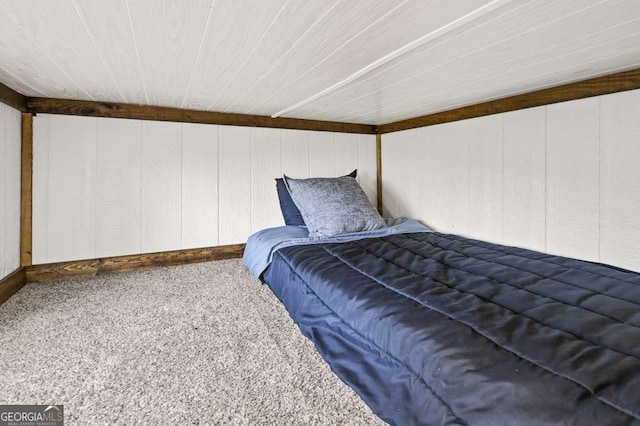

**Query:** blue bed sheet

left=242, top=218, right=431, bottom=279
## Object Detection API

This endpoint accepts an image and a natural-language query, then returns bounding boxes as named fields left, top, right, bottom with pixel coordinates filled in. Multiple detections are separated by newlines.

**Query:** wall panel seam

left=250, top=128, right=253, bottom=234
left=543, top=106, right=548, bottom=252
left=501, top=115, right=504, bottom=243
left=3, top=105, right=7, bottom=277
left=466, top=121, right=471, bottom=237
left=216, top=125, right=220, bottom=246
left=597, top=96, right=602, bottom=262
left=499, top=115, right=504, bottom=242
left=334, top=133, right=338, bottom=177
left=179, top=124, right=184, bottom=246
left=93, top=117, right=98, bottom=259
left=137, top=120, right=142, bottom=254
left=45, top=116, right=51, bottom=262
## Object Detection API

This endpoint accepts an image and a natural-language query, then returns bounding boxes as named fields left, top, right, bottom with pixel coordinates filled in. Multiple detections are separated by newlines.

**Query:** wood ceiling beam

left=0, top=81, right=28, bottom=112
left=378, top=67, right=640, bottom=134
left=14, top=67, right=640, bottom=135
left=26, top=97, right=378, bottom=134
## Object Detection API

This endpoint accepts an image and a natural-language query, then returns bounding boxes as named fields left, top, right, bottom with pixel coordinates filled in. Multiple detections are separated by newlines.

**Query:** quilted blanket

left=263, top=232, right=640, bottom=425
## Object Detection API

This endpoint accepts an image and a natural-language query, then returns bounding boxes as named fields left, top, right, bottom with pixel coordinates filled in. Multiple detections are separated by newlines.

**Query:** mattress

left=263, top=232, right=640, bottom=425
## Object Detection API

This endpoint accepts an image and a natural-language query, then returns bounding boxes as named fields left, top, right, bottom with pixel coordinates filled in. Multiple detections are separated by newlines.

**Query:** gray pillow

left=284, top=175, right=386, bottom=238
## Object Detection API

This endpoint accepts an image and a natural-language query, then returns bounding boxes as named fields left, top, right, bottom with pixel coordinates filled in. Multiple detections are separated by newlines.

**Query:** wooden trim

left=376, top=134, right=382, bottom=214
left=21, top=113, right=33, bottom=266
left=0, top=81, right=27, bottom=112
left=26, top=97, right=377, bottom=135
left=26, top=244, right=245, bottom=283
left=0, top=268, right=26, bottom=306
left=378, top=67, right=640, bottom=134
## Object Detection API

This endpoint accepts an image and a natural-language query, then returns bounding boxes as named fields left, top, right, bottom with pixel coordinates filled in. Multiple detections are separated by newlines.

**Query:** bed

left=244, top=223, right=640, bottom=425
left=244, top=172, right=640, bottom=424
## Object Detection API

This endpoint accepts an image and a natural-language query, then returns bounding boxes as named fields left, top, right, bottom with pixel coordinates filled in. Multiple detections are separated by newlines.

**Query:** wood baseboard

left=0, top=268, right=27, bottom=306
left=26, top=244, right=245, bottom=283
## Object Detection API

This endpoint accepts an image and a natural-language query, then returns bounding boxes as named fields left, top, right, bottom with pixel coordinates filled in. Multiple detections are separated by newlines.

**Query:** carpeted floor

left=0, top=259, right=384, bottom=425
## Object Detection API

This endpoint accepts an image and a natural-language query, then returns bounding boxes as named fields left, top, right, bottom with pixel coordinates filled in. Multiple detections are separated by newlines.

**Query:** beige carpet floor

left=0, top=259, right=384, bottom=425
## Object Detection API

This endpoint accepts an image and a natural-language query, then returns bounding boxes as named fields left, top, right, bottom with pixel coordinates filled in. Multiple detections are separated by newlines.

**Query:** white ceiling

left=0, top=0, right=639, bottom=125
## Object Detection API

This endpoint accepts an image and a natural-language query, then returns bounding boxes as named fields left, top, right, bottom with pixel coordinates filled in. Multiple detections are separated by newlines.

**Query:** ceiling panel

left=227, top=0, right=496, bottom=116
left=0, top=1, right=86, bottom=98
left=292, top=0, right=590, bottom=120
left=190, top=0, right=337, bottom=112
left=180, top=0, right=289, bottom=110
left=0, top=0, right=125, bottom=101
left=346, top=32, right=640, bottom=124
left=214, top=0, right=408, bottom=113
left=295, top=0, right=640, bottom=123
left=0, top=0, right=638, bottom=124
left=126, top=0, right=213, bottom=106
left=0, top=63, right=46, bottom=97
left=72, top=0, right=148, bottom=104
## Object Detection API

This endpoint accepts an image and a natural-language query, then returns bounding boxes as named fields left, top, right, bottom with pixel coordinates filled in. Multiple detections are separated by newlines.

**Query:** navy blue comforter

left=263, top=232, right=640, bottom=425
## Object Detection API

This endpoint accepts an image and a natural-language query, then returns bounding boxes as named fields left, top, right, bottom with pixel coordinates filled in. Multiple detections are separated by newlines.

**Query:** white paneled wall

left=218, top=126, right=251, bottom=245
left=382, top=88, right=640, bottom=273
left=140, top=122, right=182, bottom=253
left=546, top=98, right=600, bottom=261
left=600, top=90, right=640, bottom=270
left=502, top=107, right=546, bottom=252
left=32, top=115, right=377, bottom=264
left=182, top=123, right=218, bottom=250
left=96, top=118, right=141, bottom=257
left=0, top=104, right=21, bottom=280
